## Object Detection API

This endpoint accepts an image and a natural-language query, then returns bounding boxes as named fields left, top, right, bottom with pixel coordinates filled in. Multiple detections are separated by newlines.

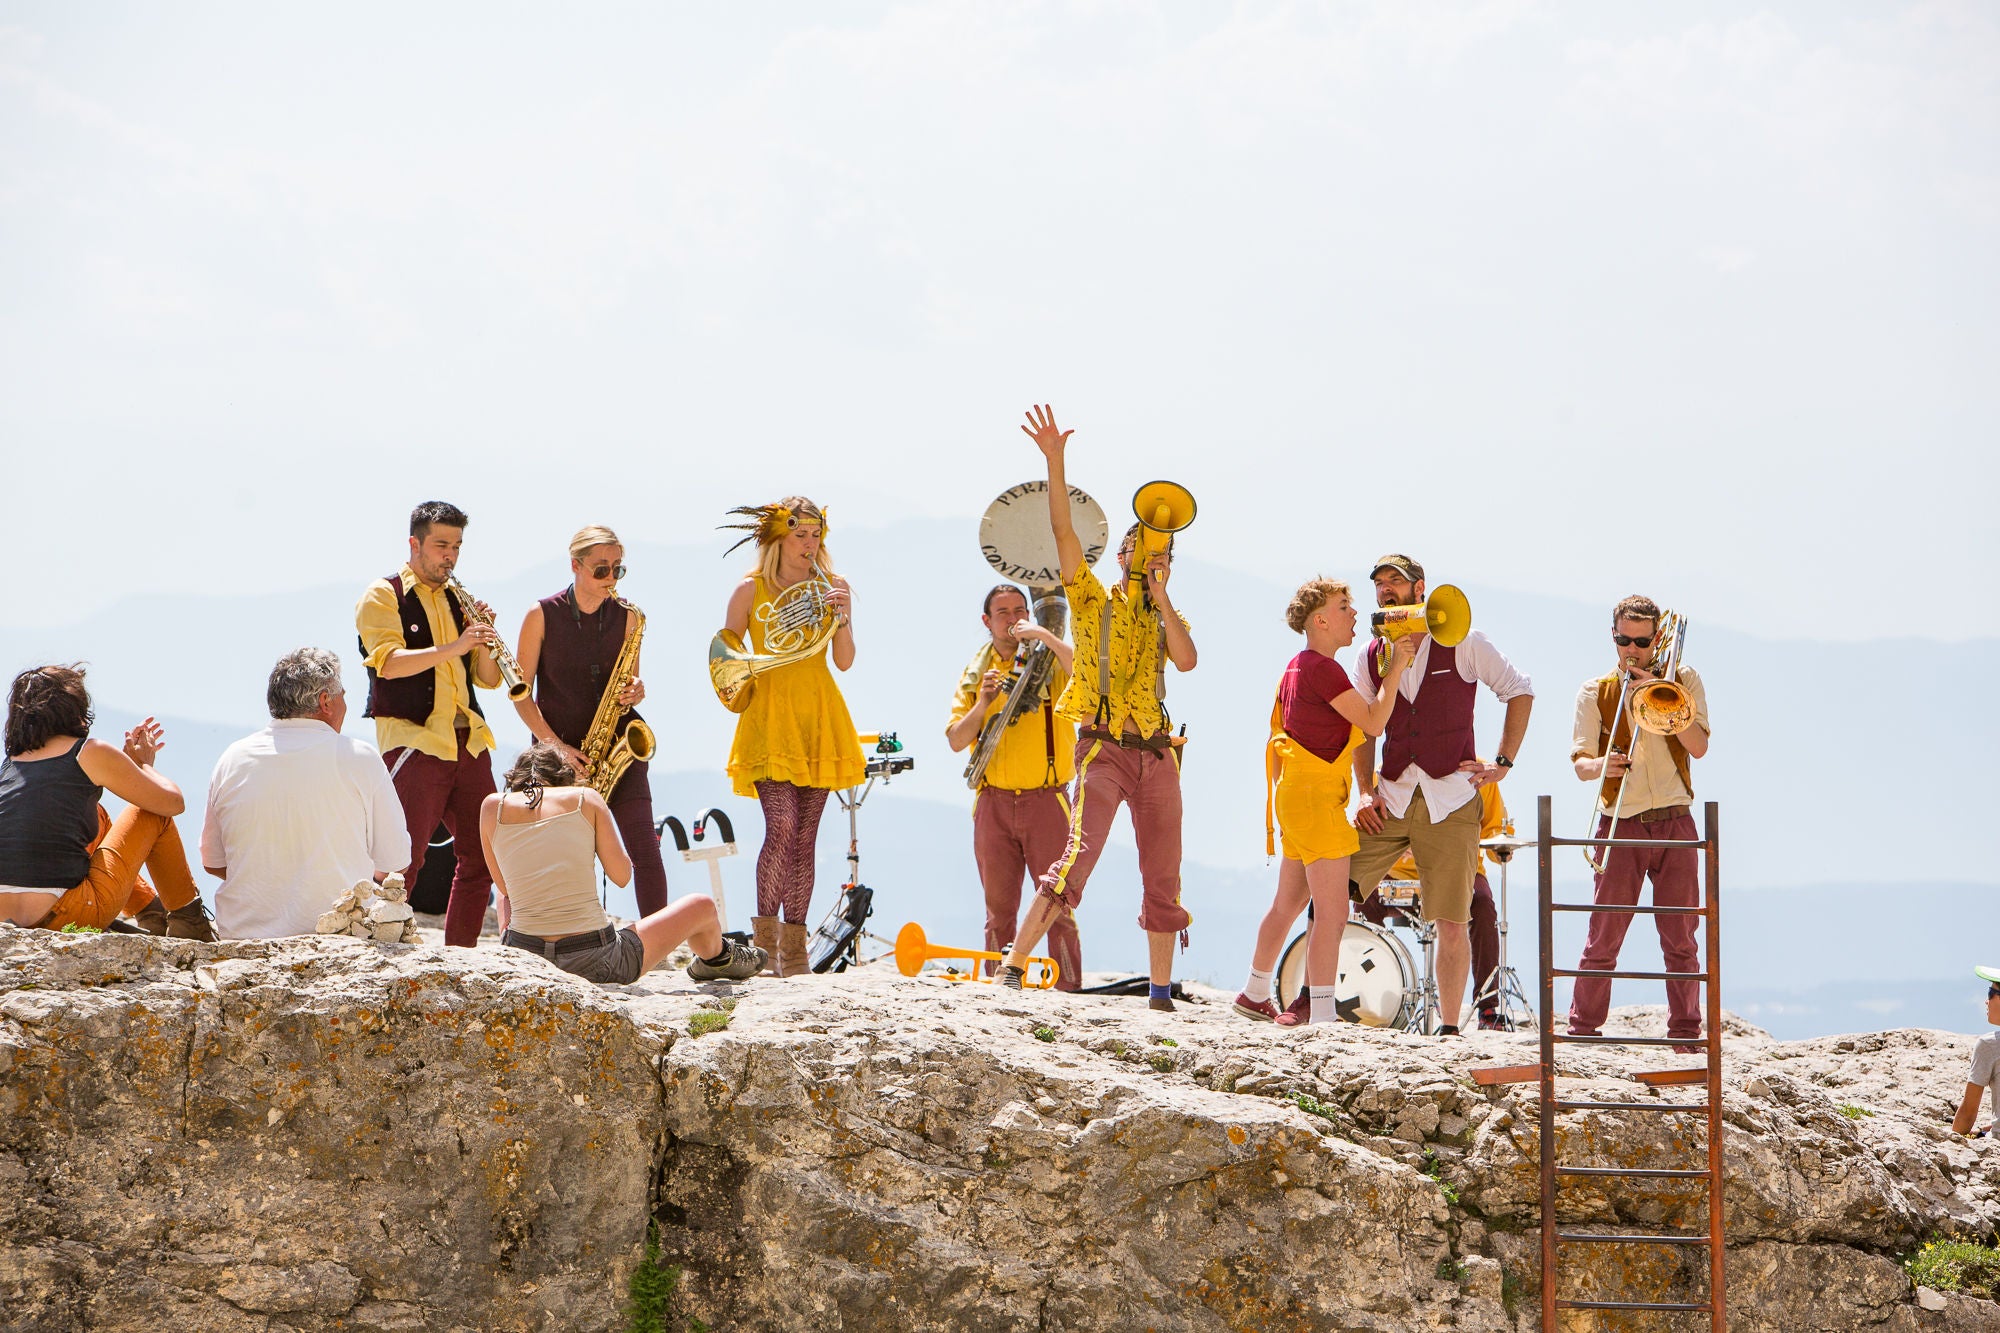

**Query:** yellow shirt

left=949, top=642, right=1077, bottom=791
left=1392, top=781, right=1511, bottom=879
left=355, top=566, right=499, bottom=762
left=1055, top=561, right=1189, bottom=737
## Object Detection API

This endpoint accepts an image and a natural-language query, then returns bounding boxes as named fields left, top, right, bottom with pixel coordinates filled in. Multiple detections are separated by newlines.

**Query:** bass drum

left=1276, top=919, right=1419, bottom=1030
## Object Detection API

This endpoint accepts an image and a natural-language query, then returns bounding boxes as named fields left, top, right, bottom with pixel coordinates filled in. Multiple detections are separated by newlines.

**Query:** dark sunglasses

left=585, top=562, right=628, bottom=581
left=1989, top=984, right=2000, bottom=1000
left=1612, top=633, right=1655, bottom=648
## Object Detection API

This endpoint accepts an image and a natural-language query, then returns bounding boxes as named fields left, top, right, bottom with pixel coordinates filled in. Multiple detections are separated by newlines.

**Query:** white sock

left=1309, top=985, right=1338, bottom=1024
left=1243, top=966, right=1275, bottom=1004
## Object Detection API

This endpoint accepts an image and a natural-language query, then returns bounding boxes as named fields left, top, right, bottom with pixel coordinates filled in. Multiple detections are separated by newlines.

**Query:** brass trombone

left=1585, top=611, right=1693, bottom=871
left=893, top=922, right=1060, bottom=989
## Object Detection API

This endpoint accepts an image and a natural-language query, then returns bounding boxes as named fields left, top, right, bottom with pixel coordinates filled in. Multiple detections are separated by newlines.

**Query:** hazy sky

left=2, top=2, right=1994, bottom=639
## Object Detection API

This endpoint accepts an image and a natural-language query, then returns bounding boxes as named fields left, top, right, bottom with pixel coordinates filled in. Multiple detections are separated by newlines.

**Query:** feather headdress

left=719, top=500, right=827, bottom=556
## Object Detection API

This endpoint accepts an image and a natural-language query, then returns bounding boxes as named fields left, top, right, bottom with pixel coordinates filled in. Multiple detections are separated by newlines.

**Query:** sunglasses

left=584, top=562, right=628, bottom=581
left=1989, top=984, right=2000, bottom=1000
left=1612, top=633, right=1655, bottom=648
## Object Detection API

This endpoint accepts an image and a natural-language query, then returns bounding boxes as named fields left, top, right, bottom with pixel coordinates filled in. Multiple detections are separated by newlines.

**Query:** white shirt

left=201, top=719, right=409, bottom=939
left=1970, top=1034, right=2000, bottom=1131
left=1351, top=629, right=1534, bottom=822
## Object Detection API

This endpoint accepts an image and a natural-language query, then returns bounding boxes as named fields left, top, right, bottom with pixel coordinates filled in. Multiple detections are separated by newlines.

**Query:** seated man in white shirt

left=202, top=648, right=409, bottom=938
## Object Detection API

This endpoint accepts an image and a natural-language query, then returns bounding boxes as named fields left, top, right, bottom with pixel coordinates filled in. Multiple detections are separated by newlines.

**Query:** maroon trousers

left=607, top=779, right=669, bottom=917
left=385, top=731, right=496, bottom=948
left=1359, top=872, right=1501, bottom=1012
left=1567, top=808, right=1702, bottom=1040
left=974, top=787, right=1082, bottom=991
left=1037, top=736, right=1189, bottom=936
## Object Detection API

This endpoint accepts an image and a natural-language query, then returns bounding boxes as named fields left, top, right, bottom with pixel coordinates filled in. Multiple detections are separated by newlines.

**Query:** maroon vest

left=1366, top=639, right=1476, bottom=781
left=534, top=588, right=643, bottom=747
left=360, top=574, right=486, bottom=726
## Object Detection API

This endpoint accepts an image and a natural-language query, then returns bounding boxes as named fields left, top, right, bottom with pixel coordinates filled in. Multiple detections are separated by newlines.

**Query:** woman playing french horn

left=719, top=497, right=863, bottom=976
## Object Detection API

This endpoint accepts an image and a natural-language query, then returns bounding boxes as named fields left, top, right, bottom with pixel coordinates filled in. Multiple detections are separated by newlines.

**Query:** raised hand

left=123, top=718, right=165, bottom=767
left=1020, top=404, right=1073, bottom=459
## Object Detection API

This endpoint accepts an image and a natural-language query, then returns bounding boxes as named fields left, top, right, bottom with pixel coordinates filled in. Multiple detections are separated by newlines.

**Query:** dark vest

left=1367, top=639, right=1477, bottom=781
left=0, top=739, right=102, bottom=889
left=534, top=588, right=643, bottom=747
left=360, top=574, right=487, bottom=725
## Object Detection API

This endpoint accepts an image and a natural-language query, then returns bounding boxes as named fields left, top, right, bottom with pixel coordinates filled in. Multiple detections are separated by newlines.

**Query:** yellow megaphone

left=894, top=922, right=1060, bottom=989
left=1370, top=583, right=1471, bottom=648
left=1128, top=480, right=1196, bottom=590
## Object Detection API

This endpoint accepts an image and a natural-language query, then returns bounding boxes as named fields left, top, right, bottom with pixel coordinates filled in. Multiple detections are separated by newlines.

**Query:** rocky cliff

left=2, top=925, right=1998, bottom=1331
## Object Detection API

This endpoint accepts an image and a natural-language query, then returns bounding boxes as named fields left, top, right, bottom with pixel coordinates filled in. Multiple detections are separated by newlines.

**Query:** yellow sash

left=1264, top=688, right=1367, bottom=865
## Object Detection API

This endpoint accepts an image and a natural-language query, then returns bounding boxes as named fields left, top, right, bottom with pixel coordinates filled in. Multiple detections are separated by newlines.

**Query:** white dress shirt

left=1351, top=629, right=1534, bottom=822
left=201, top=719, right=410, bottom=939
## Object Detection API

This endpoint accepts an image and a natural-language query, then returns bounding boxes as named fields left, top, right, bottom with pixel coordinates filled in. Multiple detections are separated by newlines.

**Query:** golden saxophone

left=581, top=597, right=657, bottom=799
left=445, top=575, right=530, bottom=701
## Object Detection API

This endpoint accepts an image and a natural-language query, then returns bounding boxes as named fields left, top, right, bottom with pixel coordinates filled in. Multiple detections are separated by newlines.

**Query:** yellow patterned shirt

left=1055, top=561, right=1188, bottom=737
left=950, top=643, right=1076, bottom=791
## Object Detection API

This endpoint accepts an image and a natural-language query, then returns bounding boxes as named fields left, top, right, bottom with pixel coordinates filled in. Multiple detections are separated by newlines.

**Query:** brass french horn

left=707, top=562, right=840, bottom=713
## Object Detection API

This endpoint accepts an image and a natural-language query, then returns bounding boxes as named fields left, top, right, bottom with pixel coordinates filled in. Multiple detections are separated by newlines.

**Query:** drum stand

left=1407, top=916, right=1443, bottom=1036
left=1473, top=850, right=1535, bottom=1030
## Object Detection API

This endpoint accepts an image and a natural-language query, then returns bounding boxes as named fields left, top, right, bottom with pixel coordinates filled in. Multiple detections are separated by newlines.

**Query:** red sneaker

left=1274, top=990, right=1311, bottom=1028
left=1233, top=993, right=1281, bottom=1022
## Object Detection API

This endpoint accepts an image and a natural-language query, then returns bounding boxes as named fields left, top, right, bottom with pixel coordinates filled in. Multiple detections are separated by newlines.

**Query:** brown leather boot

left=132, top=895, right=169, bottom=936
left=164, top=898, right=218, bottom=942
left=751, top=915, right=781, bottom=977
left=778, top=921, right=812, bottom=978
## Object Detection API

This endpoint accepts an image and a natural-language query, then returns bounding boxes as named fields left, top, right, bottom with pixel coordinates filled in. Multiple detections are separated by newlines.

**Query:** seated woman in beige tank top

left=479, top=742, right=766, bottom=986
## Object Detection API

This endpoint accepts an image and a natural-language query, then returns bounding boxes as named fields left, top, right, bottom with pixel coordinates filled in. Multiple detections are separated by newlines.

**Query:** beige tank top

left=490, top=803, right=610, bottom=938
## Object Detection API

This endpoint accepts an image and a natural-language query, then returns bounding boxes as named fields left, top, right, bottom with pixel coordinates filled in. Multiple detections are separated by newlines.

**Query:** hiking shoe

left=1233, top=993, right=1281, bottom=1022
left=1148, top=995, right=1177, bottom=1014
left=995, top=964, right=1025, bottom=992
left=164, top=899, right=218, bottom=942
left=1274, top=990, right=1310, bottom=1028
left=688, top=942, right=768, bottom=982
left=132, top=895, right=169, bottom=935
left=1477, top=1009, right=1514, bottom=1032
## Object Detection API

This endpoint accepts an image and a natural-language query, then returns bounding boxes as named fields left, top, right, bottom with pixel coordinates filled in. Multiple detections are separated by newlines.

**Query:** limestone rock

left=3, top=924, right=1999, bottom=1332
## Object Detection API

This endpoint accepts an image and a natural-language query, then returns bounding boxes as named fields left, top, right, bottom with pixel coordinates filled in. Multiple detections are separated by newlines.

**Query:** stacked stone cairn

left=314, top=871, right=420, bottom=943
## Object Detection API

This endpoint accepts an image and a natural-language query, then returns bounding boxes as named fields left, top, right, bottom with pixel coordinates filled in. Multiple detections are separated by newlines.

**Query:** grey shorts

left=502, top=925, right=645, bottom=985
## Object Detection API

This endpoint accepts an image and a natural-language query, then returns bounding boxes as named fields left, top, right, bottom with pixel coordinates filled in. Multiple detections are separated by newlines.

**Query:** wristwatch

left=1495, top=755, right=1514, bottom=770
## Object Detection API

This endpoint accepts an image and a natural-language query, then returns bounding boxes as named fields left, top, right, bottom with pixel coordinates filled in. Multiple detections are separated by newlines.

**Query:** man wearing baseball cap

left=1950, top=965, right=2000, bottom=1136
left=1345, top=554, right=1534, bottom=1037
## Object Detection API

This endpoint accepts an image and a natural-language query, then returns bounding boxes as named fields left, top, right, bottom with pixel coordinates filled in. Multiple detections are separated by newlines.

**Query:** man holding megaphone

left=1348, top=555, right=1534, bottom=1036
left=993, top=405, right=1200, bottom=1013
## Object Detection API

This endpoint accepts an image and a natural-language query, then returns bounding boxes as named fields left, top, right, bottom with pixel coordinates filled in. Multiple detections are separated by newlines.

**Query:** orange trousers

left=40, top=805, right=200, bottom=931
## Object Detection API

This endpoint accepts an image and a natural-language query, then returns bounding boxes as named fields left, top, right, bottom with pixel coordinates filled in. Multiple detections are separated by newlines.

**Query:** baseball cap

left=1371, top=554, right=1424, bottom=583
left=1976, top=965, right=2000, bottom=986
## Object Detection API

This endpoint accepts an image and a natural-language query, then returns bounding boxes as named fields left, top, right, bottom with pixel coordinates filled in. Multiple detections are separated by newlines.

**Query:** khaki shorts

left=1348, top=787, right=1481, bottom=925
left=502, top=925, right=645, bottom=985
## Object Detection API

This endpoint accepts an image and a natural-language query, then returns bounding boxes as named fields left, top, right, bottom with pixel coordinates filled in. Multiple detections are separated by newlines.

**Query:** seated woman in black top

left=0, top=665, right=215, bottom=937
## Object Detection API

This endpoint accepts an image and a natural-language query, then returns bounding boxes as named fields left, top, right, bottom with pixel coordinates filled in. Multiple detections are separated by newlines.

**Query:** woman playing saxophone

left=510, top=525, right=670, bottom=917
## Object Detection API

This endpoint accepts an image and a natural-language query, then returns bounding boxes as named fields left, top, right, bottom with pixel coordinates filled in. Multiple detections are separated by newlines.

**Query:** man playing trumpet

left=1567, top=595, right=1710, bottom=1051
left=995, top=406, right=1198, bottom=1013
left=354, top=500, right=505, bottom=947
left=946, top=583, right=1081, bottom=991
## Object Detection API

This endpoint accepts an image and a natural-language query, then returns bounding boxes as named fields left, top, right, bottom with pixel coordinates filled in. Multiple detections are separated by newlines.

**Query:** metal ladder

left=1474, top=797, right=1724, bottom=1328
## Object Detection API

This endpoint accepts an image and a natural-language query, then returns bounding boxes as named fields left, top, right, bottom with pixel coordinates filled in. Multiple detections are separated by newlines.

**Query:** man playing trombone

left=994, top=405, right=1199, bottom=1012
left=945, top=584, right=1081, bottom=991
left=1567, top=594, right=1710, bottom=1051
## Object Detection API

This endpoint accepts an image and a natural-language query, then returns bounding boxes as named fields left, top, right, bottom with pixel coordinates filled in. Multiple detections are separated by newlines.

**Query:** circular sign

left=978, top=481, right=1108, bottom=591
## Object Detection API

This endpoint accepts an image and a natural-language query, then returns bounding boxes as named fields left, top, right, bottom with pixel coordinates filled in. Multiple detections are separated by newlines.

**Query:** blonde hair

left=753, top=496, right=835, bottom=581
left=569, top=525, right=621, bottom=563
left=1284, top=577, right=1350, bottom=635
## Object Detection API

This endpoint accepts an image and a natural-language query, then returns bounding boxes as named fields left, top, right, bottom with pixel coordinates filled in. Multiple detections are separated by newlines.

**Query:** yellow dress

left=726, top=575, right=867, bottom=798
left=1264, top=690, right=1367, bottom=865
